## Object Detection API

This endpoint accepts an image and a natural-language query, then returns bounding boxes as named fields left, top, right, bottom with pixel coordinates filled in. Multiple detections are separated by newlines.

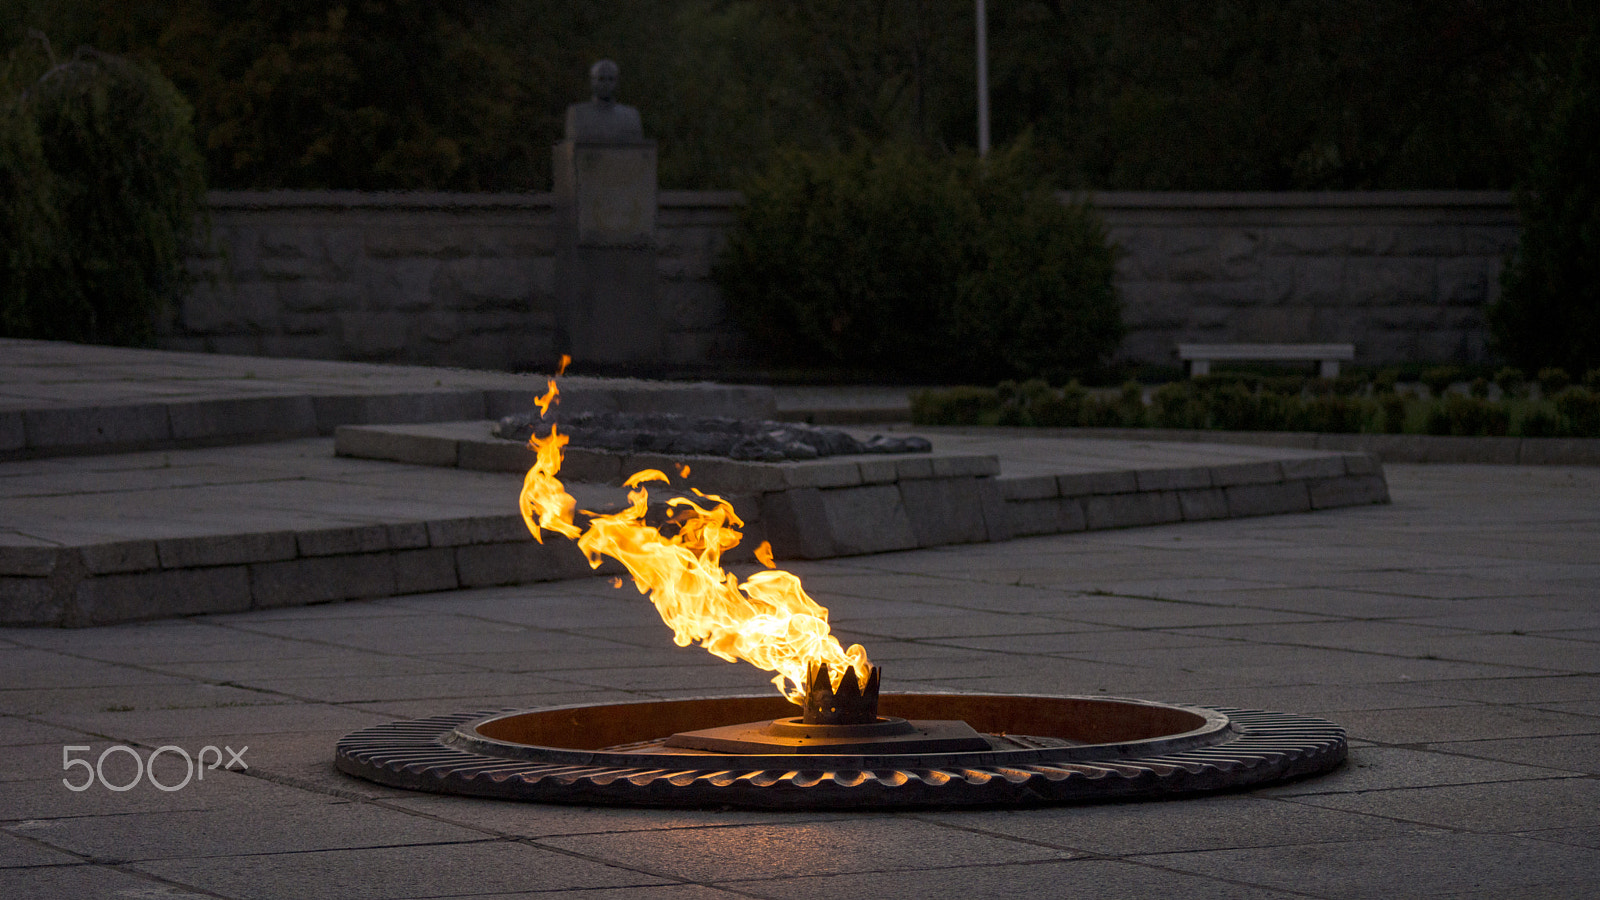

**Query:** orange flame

left=518, top=377, right=870, bottom=705
left=533, top=355, right=571, bottom=417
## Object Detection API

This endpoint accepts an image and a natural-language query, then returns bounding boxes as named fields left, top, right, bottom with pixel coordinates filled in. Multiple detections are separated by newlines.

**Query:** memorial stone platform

left=0, top=340, right=1596, bottom=898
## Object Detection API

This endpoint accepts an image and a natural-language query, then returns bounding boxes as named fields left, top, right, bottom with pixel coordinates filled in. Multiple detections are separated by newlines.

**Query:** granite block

left=458, top=438, right=534, bottom=473
left=894, top=457, right=936, bottom=480
left=23, top=403, right=171, bottom=451
left=1057, top=497, right=1088, bottom=532
left=334, top=425, right=458, bottom=466
left=682, top=458, right=787, bottom=493
left=1308, top=474, right=1391, bottom=509
left=385, top=522, right=431, bottom=550
left=313, top=391, right=485, bottom=431
left=899, top=477, right=989, bottom=548
left=1279, top=455, right=1348, bottom=480
left=1342, top=452, right=1381, bottom=476
left=1134, top=465, right=1212, bottom=491
left=167, top=395, right=318, bottom=441
left=80, top=540, right=160, bottom=574
left=976, top=478, right=1012, bottom=543
left=0, top=576, right=63, bottom=626
left=1083, top=491, right=1183, bottom=529
left=1057, top=470, right=1138, bottom=497
left=157, top=531, right=297, bottom=569
left=759, top=488, right=836, bottom=560
left=821, top=484, right=920, bottom=555
left=998, top=475, right=1059, bottom=501
left=558, top=448, right=623, bottom=485
left=248, top=553, right=396, bottom=608
left=390, top=547, right=460, bottom=594
left=1006, top=498, right=1067, bottom=536
left=483, top=388, right=558, bottom=419
left=784, top=461, right=863, bottom=490
left=0, top=544, right=59, bottom=577
left=426, top=515, right=527, bottom=547
left=456, top=539, right=597, bottom=587
left=857, top=458, right=900, bottom=484
left=543, top=387, right=622, bottom=417
left=296, top=525, right=392, bottom=557
left=70, top=566, right=251, bottom=625
left=931, top=455, right=1002, bottom=478
left=1225, top=480, right=1312, bottom=517
left=1177, top=487, right=1230, bottom=521
left=1209, top=460, right=1284, bottom=487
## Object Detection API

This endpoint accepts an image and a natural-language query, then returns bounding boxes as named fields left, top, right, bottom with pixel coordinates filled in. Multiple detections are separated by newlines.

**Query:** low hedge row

left=911, top=372, right=1600, bottom=438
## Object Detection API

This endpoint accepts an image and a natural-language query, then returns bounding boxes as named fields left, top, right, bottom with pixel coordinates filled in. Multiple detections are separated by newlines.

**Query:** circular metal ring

left=335, top=693, right=1346, bottom=809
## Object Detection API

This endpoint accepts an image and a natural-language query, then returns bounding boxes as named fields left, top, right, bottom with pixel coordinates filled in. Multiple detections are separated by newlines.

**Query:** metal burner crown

left=801, top=662, right=881, bottom=725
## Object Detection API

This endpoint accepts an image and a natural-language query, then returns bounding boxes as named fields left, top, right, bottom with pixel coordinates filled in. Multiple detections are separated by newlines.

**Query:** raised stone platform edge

left=958, top=426, right=1600, bottom=466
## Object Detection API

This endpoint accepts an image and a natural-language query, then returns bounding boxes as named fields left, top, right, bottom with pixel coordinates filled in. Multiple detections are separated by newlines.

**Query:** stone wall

left=169, top=190, right=741, bottom=372
left=1096, top=191, right=1518, bottom=366
left=169, top=189, right=1517, bottom=370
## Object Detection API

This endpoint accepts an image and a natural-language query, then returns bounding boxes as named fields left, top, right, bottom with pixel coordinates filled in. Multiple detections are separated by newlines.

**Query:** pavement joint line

left=0, top=832, right=239, bottom=898
left=1271, top=783, right=1594, bottom=832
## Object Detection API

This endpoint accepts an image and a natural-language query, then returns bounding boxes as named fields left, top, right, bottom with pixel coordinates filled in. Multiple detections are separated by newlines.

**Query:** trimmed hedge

left=715, top=140, right=1122, bottom=383
left=913, top=374, right=1600, bottom=438
left=1, top=40, right=205, bottom=345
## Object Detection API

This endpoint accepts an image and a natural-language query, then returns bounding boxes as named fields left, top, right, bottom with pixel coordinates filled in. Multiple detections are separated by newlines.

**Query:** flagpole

left=976, top=0, right=991, bottom=157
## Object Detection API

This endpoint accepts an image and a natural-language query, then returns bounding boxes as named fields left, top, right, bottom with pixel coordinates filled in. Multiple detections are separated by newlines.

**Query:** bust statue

left=564, top=59, right=643, bottom=143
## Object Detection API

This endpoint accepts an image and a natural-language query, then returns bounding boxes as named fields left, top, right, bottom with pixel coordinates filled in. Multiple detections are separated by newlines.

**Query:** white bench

left=1178, top=343, right=1355, bottom=379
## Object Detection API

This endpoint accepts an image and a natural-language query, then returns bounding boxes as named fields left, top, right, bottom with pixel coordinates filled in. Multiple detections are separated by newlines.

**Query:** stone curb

left=937, top=426, right=1600, bottom=466
left=4, top=384, right=774, bottom=461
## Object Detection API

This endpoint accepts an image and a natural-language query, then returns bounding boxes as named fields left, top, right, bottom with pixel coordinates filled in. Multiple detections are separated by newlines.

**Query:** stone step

left=0, top=337, right=774, bottom=460
left=2, top=427, right=1387, bottom=628
left=337, top=419, right=1389, bottom=567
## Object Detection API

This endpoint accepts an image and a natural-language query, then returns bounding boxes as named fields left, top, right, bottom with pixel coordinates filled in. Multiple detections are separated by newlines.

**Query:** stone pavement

left=3, top=339, right=1388, bottom=626
left=2, top=462, right=1598, bottom=898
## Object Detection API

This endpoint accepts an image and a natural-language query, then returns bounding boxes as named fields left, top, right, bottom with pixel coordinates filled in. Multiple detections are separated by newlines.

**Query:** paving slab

left=1164, top=834, right=1600, bottom=898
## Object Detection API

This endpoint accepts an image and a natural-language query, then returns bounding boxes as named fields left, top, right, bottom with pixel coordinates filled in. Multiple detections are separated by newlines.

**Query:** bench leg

left=1189, top=359, right=1210, bottom=378
left=1319, top=360, right=1340, bottom=379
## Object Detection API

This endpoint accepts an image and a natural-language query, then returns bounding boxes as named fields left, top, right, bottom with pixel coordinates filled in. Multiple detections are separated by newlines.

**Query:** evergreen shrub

left=1490, top=36, right=1600, bottom=376
left=0, top=39, right=205, bottom=344
left=715, top=140, right=1122, bottom=383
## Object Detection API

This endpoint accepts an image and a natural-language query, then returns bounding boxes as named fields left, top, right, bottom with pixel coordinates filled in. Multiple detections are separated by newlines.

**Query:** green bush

left=1554, top=387, right=1600, bottom=436
left=911, top=374, right=1600, bottom=437
left=1494, top=366, right=1527, bottom=398
left=1537, top=367, right=1572, bottom=395
left=1028, top=381, right=1088, bottom=427
left=0, top=39, right=205, bottom=344
left=1426, top=396, right=1511, bottom=437
left=715, top=140, right=1122, bottom=383
left=1521, top=406, right=1561, bottom=437
left=910, top=386, right=1000, bottom=426
left=1380, top=393, right=1408, bottom=433
left=1420, top=366, right=1459, bottom=398
left=1490, top=35, right=1600, bottom=376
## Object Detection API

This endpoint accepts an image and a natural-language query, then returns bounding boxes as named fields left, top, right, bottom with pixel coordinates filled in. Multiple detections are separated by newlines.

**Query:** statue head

left=589, top=60, right=619, bottom=104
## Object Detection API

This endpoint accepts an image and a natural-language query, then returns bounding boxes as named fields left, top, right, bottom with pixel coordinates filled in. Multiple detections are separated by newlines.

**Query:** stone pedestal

left=552, top=140, right=660, bottom=367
